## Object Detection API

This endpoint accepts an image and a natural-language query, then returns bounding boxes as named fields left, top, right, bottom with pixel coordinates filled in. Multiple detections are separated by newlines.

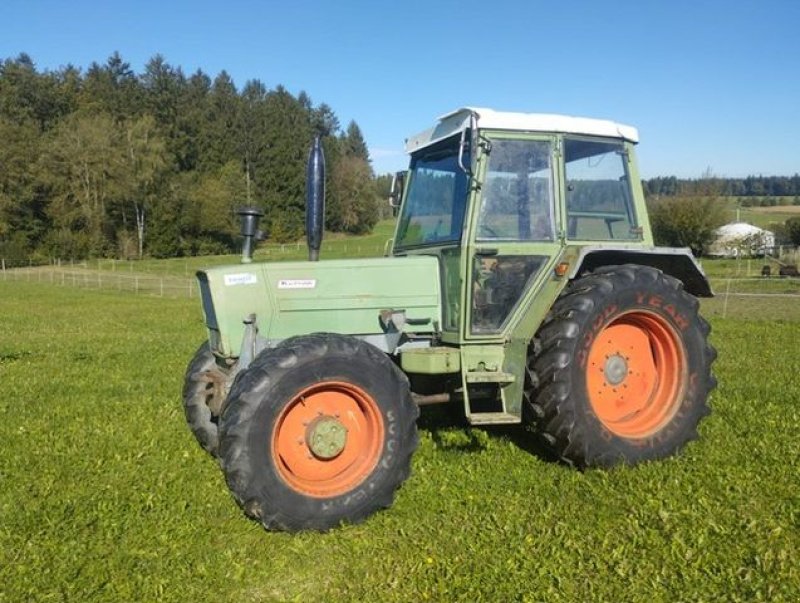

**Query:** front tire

left=182, top=342, right=228, bottom=456
left=218, top=333, right=419, bottom=532
left=524, top=265, right=716, bottom=468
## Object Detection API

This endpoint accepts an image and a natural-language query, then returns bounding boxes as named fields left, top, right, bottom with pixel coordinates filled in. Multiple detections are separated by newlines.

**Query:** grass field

left=718, top=197, right=800, bottom=229
left=1, top=280, right=798, bottom=602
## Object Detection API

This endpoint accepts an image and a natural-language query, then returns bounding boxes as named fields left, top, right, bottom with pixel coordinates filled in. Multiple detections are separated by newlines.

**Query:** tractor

left=183, top=107, right=716, bottom=532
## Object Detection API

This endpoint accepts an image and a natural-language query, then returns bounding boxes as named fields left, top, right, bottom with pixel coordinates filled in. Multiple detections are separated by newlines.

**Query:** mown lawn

left=1, top=281, right=798, bottom=602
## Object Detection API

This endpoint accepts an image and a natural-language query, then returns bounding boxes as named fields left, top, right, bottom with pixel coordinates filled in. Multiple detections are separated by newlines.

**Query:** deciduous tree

left=648, top=196, right=727, bottom=256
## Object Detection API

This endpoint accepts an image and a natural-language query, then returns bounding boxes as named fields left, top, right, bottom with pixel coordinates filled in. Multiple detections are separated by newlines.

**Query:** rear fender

left=571, top=246, right=713, bottom=297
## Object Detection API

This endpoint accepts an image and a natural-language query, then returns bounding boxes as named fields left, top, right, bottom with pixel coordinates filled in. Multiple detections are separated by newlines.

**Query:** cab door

left=466, top=135, right=564, bottom=338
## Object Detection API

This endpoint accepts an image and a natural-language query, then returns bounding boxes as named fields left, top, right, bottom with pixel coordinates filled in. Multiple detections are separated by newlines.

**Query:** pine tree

left=342, top=120, right=370, bottom=163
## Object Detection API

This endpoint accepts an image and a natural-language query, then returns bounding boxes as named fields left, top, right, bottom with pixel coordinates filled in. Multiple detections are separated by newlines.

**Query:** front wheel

left=524, top=265, right=716, bottom=468
left=182, top=342, right=228, bottom=456
left=218, top=333, right=418, bottom=532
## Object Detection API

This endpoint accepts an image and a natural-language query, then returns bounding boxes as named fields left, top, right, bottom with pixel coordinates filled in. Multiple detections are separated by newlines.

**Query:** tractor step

left=464, top=371, right=516, bottom=384
left=467, top=412, right=521, bottom=425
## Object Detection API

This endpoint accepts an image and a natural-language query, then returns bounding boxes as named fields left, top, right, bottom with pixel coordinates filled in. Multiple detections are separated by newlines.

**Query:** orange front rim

left=271, top=381, right=384, bottom=497
left=586, top=311, right=686, bottom=439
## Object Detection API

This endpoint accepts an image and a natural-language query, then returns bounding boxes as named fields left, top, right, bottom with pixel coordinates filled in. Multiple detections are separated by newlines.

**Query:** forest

left=2, top=52, right=799, bottom=261
left=643, top=174, right=800, bottom=200
left=0, top=52, right=383, bottom=260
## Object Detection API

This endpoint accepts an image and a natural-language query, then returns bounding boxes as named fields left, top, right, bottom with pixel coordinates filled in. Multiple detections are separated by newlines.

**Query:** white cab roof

left=405, top=107, right=639, bottom=153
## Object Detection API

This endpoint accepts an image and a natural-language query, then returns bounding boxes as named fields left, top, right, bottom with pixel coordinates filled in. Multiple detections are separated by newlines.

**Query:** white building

left=708, top=222, right=775, bottom=257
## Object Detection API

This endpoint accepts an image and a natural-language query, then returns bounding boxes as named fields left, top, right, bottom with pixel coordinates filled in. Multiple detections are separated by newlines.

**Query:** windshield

left=395, top=137, right=470, bottom=248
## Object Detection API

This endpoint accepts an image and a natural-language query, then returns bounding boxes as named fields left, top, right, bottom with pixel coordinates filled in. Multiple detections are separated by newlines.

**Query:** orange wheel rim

left=271, top=381, right=384, bottom=497
left=586, top=311, right=686, bottom=439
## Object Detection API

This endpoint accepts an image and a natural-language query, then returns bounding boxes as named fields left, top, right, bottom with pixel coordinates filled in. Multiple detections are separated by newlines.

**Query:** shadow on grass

left=417, top=403, right=562, bottom=464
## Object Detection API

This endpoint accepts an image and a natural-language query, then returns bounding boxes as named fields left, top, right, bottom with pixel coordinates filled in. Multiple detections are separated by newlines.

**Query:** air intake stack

left=237, top=207, right=264, bottom=264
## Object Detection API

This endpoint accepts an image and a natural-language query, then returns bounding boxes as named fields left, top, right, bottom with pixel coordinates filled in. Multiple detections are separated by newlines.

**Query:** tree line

left=644, top=175, right=800, bottom=199
left=0, top=53, right=383, bottom=260
left=646, top=175, right=800, bottom=256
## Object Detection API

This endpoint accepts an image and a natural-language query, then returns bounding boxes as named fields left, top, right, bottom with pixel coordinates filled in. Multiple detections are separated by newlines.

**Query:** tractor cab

left=391, top=107, right=649, bottom=342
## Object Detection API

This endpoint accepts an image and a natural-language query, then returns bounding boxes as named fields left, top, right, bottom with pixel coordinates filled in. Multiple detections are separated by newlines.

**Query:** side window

left=564, top=138, right=639, bottom=240
left=476, top=139, right=554, bottom=242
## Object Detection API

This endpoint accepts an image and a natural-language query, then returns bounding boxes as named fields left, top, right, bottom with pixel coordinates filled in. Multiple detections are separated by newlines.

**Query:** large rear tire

left=218, top=333, right=418, bottom=532
left=524, top=265, right=716, bottom=468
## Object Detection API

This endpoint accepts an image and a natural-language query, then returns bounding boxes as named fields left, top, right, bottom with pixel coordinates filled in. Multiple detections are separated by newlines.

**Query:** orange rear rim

left=271, top=381, right=384, bottom=497
left=586, top=311, right=686, bottom=439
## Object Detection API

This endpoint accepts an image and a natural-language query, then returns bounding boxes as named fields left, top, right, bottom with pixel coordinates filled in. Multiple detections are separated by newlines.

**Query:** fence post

left=722, top=278, right=732, bottom=319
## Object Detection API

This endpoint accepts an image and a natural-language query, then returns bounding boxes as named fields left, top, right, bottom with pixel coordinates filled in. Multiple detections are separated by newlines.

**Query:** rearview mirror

left=389, top=171, right=406, bottom=211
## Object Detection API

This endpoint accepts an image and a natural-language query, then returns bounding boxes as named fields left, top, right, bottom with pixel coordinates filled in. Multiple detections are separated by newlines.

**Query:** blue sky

left=3, top=0, right=799, bottom=178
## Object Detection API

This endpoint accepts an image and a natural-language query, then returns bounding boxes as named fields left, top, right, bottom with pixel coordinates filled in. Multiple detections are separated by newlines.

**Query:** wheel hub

left=305, top=416, right=348, bottom=459
left=586, top=312, right=687, bottom=439
left=604, top=354, right=629, bottom=386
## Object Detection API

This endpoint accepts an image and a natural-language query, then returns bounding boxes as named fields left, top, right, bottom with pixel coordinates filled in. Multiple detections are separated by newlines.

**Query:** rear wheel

left=524, top=265, right=716, bottom=467
left=219, top=333, right=418, bottom=532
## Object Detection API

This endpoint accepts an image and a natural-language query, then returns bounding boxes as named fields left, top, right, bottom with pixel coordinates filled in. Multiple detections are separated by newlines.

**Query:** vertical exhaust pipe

left=306, top=135, right=326, bottom=261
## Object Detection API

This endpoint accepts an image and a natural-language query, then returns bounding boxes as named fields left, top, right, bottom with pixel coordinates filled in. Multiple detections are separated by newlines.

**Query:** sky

left=2, top=0, right=799, bottom=179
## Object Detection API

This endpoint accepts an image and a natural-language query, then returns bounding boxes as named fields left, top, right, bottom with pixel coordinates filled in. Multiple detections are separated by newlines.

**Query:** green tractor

left=183, top=107, right=716, bottom=532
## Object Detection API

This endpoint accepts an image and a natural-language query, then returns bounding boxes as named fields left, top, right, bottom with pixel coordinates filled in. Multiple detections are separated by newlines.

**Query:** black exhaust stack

left=306, top=135, right=326, bottom=261
left=237, top=207, right=264, bottom=263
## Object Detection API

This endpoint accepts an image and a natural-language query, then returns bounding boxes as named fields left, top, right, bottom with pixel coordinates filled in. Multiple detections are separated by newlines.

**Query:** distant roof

left=405, top=107, right=639, bottom=154
left=714, top=222, right=773, bottom=237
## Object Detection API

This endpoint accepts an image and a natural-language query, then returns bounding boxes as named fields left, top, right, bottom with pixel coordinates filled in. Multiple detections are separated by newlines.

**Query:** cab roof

left=405, top=107, right=639, bottom=154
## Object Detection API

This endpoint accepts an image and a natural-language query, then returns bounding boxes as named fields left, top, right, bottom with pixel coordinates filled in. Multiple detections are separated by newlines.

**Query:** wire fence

left=0, top=242, right=390, bottom=276
left=702, top=276, right=800, bottom=320
left=3, top=261, right=800, bottom=322
left=1, top=265, right=196, bottom=298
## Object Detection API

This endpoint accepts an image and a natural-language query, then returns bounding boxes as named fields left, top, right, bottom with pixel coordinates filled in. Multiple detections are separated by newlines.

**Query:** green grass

left=68, top=220, right=399, bottom=277
left=717, top=197, right=800, bottom=229
left=1, top=281, right=799, bottom=602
